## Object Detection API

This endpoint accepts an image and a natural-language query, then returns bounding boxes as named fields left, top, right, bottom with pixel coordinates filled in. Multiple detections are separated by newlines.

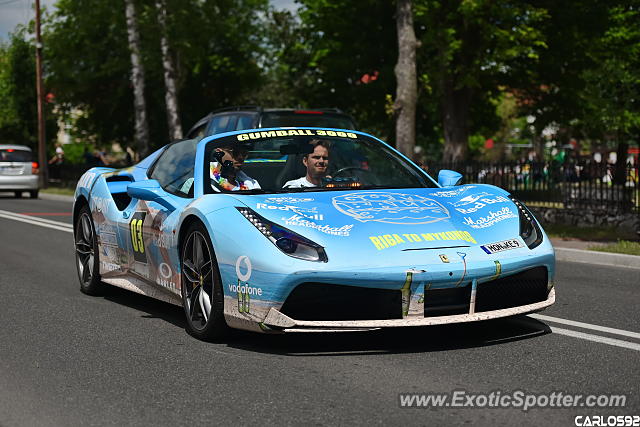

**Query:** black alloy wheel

left=180, top=222, right=227, bottom=340
left=74, top=205, right=102, bottom=295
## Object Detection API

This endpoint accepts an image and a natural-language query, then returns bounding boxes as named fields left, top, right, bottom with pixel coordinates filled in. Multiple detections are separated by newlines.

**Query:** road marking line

left=3, top=207, right=639, bottom=352
left=550, top=326, right=640, bottom=352
left=530, top=314, right=640, bottom=340
left=0, top=209, right=73, bottom=228
left=21, top=212, right=71, bottom=216
left=0, top=210, right=73, bottom=233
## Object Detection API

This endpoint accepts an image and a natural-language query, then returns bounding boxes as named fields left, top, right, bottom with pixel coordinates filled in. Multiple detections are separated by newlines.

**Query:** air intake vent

left=475, top=267, right=548, bottom=312
left=280, top=283, right=402, bottom=321
left=424, top=284, right=472, bottom=317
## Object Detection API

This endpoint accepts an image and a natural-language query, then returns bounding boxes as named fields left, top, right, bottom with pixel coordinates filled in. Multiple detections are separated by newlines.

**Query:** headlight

left=236, top=207, right=328, bottom=262
left=508, top=196, right=543, bottom=249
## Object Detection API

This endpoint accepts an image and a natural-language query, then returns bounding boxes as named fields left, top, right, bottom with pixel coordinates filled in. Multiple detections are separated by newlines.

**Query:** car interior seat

left=275, top=154, right=307, bottom=188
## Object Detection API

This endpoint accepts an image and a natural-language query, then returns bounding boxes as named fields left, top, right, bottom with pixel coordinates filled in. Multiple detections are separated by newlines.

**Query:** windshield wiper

left=357, top=184, right=423, bottom=190
left=285, top=184, right=426, bottom=192
left=238, top=188, right=298, bottom=194
left=235, top=189, right=271, bottom=194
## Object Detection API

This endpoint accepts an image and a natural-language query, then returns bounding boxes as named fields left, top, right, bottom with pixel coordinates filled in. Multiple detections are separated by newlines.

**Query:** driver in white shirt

left=283, top=139, right=330, bottom=188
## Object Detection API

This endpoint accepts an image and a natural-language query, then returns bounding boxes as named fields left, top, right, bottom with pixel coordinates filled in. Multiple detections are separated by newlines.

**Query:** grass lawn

left=544, top=224, right=638, bottom=241
left=543, top=224, right=640, bottom=255
left=588, top=241, right=640, bottom=256
left=41, top=187, right=75, bottom=196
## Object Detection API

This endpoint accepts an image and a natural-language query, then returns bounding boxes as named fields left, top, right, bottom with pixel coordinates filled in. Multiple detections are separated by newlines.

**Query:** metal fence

left=429, top=161, right=640, bottom=213
left=49, top=160, right=640, bottom=214
left=48, top=163, right=120, bottom=187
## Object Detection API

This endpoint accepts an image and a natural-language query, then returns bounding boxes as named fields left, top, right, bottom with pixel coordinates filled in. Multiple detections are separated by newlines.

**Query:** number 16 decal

left=129, top=212, right=147, bottom=263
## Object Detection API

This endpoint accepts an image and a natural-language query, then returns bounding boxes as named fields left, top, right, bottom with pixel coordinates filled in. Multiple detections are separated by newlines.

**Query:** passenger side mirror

left=437, top=170, right=463, bottom=187
left=127, top=180, right=175, bottom=211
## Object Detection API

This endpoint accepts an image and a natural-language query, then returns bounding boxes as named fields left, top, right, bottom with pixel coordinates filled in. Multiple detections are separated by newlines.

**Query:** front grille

left=475, top=267, right=549, bottom=312
left=424, top=284, right=472, bottom=317
left=280, top=283, right=402, bottom=321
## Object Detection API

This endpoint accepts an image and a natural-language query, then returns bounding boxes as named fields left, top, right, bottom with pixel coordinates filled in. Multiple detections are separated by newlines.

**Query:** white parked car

left=0, top=145, right=39, bottom=198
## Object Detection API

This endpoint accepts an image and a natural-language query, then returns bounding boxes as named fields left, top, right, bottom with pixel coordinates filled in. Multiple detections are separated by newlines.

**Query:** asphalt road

left=0, top=195, right=638, bottom=426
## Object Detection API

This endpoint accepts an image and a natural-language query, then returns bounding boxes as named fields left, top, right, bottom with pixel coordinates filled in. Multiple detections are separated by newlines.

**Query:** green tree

left=580, top=2, right=639, bottom=143
left=514, top=0, right=611, bottom=146
left=394, top=0, right=418, bottom=159
left=155, top=0, right=183, bottom=140
left=44, top=0, right=134, bottom=147
left=125, top=0, right=151, bottom=157
left=254, top=9, right=306, bottom=107
left=0, top=28, right=56, bottom=153
left=513, top=0, right=638, bottom=168
left=152, top=0, right=269, bottom=131
left=44, top=0, right=268, bottom=152
left=270, top=0, right=547, bottom=162
left=581, top=2, right=640, bottom=184
left=415, top=0, right=548, bottom=162
left=280, top=0, right=399, bottom=138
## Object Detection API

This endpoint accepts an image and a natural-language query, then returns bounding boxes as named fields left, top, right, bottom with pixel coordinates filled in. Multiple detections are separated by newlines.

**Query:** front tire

left=180, top=222, right=227, bottom=341
left=14, top=191, right=22, bottom=198
left=30, top=190, right=39, bottom=199
left=74, top=205, right=102, bottom=295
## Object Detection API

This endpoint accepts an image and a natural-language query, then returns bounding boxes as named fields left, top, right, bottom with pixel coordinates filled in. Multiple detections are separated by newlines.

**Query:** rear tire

left=30, top=190, right=39, bottom=199
left=74, top=205, right=103, bottom=295
left=14, top=191, right=22, bottom=198
left=180, top=222, right=228, bottom=341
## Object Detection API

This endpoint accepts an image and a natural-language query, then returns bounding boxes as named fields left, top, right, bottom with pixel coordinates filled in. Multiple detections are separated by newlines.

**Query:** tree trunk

left=125, top=0, right=150, bottom=158
left=156, top=0, right=183, bottom=141
left=393, top=0, right=417, bottom=159
left=441, top=78, right=471, bottom=163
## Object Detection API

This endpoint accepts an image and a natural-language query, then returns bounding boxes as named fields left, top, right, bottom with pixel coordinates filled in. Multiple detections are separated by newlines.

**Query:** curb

left=40, top=192, right=74, bottom=203
left=555, top=247, right=640, bottom=269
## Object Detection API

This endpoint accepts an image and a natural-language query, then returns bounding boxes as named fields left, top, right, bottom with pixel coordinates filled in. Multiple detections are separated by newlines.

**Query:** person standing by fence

left=48, top=143, right=65, bottom=181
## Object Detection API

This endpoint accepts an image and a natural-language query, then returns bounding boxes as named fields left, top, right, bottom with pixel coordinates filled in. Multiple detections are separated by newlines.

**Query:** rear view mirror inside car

left=280, top=143, right=314, bottom=155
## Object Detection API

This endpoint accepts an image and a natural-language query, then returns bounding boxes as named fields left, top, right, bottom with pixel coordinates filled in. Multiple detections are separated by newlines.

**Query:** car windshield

left=260, top=112, right=355, bottom=130
left=203, top=129, right=436, bottom=194
left=0, top=149, right=32, bottom=162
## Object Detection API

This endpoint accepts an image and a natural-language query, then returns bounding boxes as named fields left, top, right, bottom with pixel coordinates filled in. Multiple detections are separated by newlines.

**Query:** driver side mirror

left=437, top=169, right=463, bottom=187
left=127, top=179, right=175, bottom=211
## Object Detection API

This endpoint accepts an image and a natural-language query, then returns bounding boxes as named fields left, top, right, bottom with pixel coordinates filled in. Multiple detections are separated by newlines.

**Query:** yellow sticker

left=236, top=129, right=358, bottom=141
left=369, top=230, right=476, bottom=250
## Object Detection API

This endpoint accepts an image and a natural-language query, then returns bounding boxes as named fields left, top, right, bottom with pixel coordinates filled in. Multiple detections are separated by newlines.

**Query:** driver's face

left=304, top=145, right=329, bottom=178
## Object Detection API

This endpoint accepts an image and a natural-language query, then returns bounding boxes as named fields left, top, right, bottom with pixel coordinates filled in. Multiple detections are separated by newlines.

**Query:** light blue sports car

left=73, top=128, right=555, bottom=340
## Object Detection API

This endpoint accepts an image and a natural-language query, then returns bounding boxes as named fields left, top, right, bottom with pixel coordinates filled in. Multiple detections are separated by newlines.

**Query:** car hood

left=229, top=185, right=524, bottom=259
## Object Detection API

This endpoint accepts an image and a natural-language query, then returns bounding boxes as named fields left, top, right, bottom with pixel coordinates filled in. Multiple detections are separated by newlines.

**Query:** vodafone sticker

left=235, top=256, right=252, bottom=281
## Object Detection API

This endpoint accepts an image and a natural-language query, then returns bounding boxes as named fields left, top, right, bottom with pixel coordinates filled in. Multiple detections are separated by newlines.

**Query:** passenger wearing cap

left=210, top=142, right=260, bottom=191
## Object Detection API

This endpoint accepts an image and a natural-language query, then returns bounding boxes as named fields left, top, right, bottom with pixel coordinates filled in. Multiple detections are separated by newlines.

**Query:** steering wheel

left=332, top=166, right=370, bottom=178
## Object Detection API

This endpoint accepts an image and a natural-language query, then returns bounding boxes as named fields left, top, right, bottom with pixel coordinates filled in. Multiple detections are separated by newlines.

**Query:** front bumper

left=0, top=174, right=38, bottom=190
left=263, top=288, right=555, bottom=332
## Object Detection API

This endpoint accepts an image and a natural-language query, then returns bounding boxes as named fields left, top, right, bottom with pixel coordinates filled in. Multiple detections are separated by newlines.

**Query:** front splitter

left=263, top=288, right=555, bottom=331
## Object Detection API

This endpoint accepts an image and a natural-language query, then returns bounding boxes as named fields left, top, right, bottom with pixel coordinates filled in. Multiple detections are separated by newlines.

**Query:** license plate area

left=0, top=166, right=24, bottom=175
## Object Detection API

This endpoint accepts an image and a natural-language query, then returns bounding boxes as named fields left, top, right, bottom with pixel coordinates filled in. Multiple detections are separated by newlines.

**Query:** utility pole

left=35, top=0, right=47, bottom=188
